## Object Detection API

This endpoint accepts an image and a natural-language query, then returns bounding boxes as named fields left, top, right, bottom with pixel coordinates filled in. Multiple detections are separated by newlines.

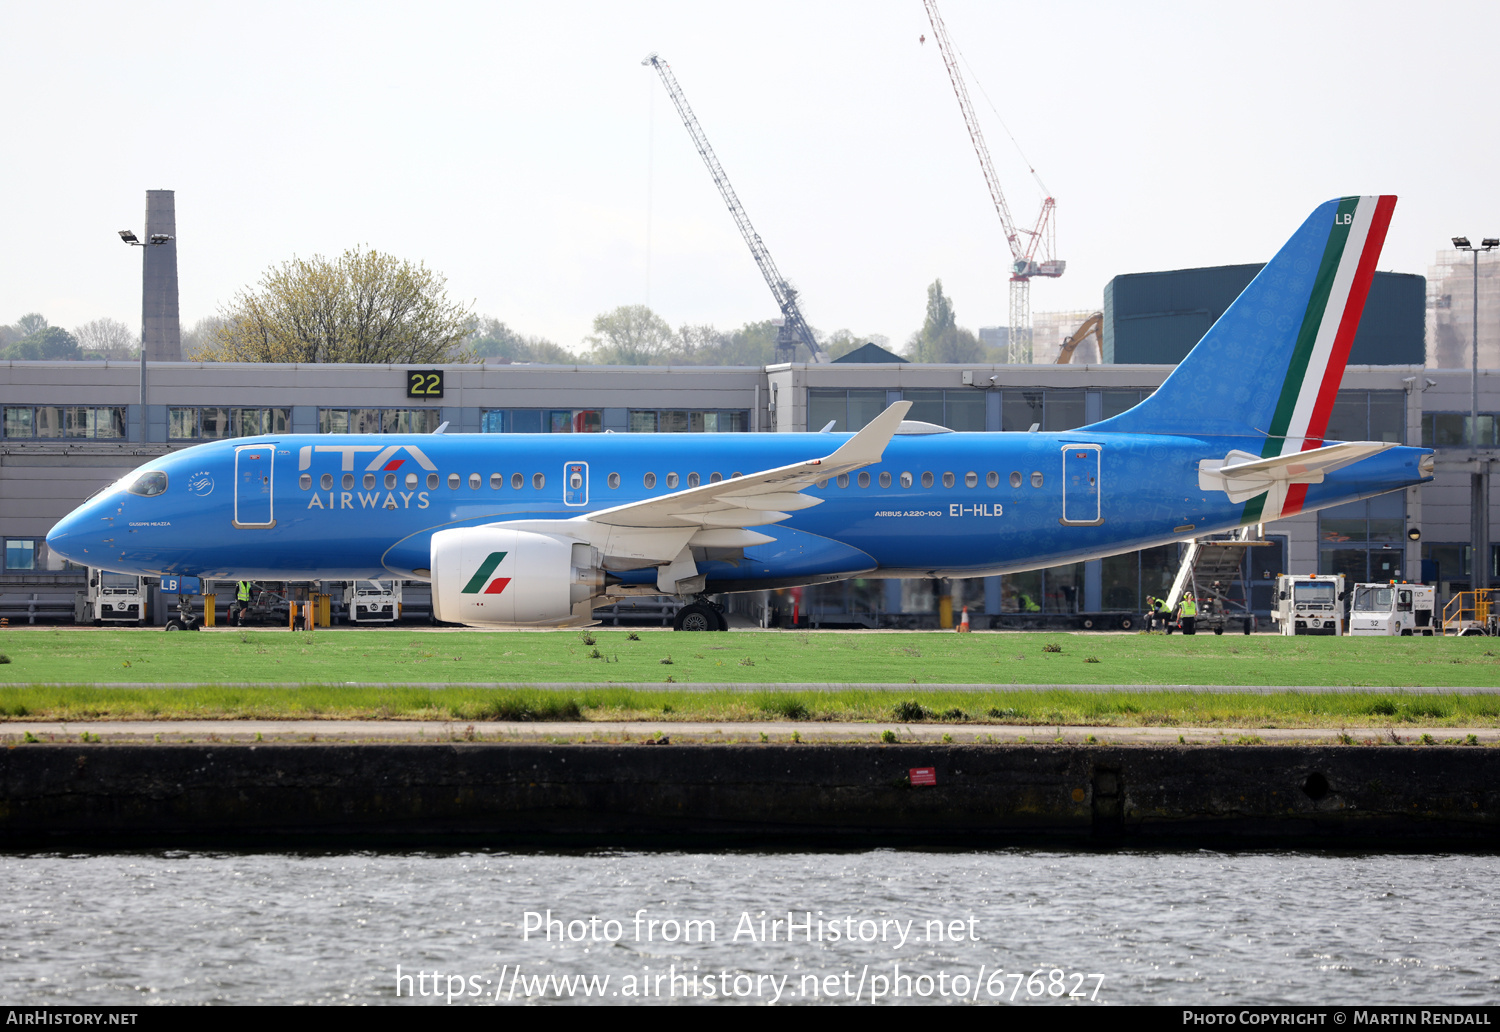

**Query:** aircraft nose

left=46, top=507, right=94, bottom=566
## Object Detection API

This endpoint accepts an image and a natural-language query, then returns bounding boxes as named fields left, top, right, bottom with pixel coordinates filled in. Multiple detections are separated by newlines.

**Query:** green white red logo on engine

left=462, top=551, right=510, bottom=595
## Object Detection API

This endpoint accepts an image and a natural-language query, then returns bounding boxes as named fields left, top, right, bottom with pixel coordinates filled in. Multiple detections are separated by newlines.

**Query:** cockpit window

left=127, top=471, right=168, bottom=497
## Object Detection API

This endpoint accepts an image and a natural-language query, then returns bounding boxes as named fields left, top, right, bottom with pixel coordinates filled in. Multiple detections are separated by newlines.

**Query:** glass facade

left=1318, top=494, right=1406, bottom=582
left=808, top=390, right=888, bottom=432
left=317, top=408, right=437, bottom=434
left=1421, top=412, right=1497, bottom=448
left=4, top=538, right=36, bottom=570
left=3, top=406, right=125, bottom=439
left=900, top=389, right=985, bottom=431
left=1327, top=390, right=1405, bottom=444
left=168, top=407, right=291, bottom=439
left=479, top=409, right=748, bottom=433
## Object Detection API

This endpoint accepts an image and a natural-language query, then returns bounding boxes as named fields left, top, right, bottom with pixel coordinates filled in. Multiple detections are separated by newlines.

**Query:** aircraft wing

left=583, top=400, right=912, bottom=530
left=495, top=402, right=910, bottom=593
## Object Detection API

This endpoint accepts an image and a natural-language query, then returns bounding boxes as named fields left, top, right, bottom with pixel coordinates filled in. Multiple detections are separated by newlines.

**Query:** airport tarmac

left=0, top=719, right=1492, bottom=745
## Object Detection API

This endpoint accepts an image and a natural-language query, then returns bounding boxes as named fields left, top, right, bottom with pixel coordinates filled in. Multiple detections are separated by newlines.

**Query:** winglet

left=825, top=401, right=911, bottom=467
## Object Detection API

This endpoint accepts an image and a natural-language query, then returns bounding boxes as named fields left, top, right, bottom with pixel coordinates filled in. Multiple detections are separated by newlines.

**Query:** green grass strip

left=2, top=684, right=1498, bottom=729
left=2, top=627, right=1499, bottom=689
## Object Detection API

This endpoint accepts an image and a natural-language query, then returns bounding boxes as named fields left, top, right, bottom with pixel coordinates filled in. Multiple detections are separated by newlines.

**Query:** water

left=2, top=850, right=1496, bottom=1006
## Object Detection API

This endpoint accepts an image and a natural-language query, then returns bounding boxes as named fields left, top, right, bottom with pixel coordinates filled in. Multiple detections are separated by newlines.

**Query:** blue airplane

left=46, top=196, right=1433, bottom=630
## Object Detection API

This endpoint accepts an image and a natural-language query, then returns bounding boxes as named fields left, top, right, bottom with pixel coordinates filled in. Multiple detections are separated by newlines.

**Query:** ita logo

left=187, top=471, right=214, bottom=497
left=462, top=552, right=511, bottom=595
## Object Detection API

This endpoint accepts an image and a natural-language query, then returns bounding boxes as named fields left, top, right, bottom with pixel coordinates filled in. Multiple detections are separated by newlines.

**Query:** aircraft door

left=234, top=445, right=276, bottom=528
left=563, top=461, right=589, bottom=507
left=1060, top=444, right=1103, bottom=526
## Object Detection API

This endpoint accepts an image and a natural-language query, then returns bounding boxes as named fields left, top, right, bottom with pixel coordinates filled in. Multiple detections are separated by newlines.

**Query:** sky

left=4, top=0, right=1500, bottom=355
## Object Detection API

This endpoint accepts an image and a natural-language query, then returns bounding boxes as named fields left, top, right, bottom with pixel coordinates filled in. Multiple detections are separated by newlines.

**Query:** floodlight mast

left=643, top=52, right=821, bottom=364
left=922, top=0, right=1062, bottom=363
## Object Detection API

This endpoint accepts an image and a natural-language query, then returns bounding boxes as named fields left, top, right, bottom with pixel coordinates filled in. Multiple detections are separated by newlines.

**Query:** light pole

left=118, top=229, right=172, bottom=438
left=1451, top=236, right=1499, bottom=590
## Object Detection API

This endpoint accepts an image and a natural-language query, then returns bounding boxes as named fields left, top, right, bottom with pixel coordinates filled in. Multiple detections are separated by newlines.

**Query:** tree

left=582, top=305, right=676, bottom=365
left=74, top=317, right=138, bottom=359
left=180, top=316, right=227, bottom=359
left=4, top=326, right=80, bottom=361
left=14, top=313, right=48, bottom=338
left=906, top=279, right=983, bottom=363
left=187, top=247, right=474, bottom=364
left=466, top=318, right=575, bottom=364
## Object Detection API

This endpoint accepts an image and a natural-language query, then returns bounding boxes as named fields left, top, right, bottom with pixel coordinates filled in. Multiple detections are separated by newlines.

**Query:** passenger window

left=687, top=472, right=700, bottom=488
left=986, top=471, right=999, bottom=488
left=899, top=472, right=913, bottom=488
left=448, top=473, right=460, bottom=490
left=816, top=478, right=828, bottom=489
left=965, top=472, right=978, bottom=488
left=644, top=472, right=657, bottom=489
left=364, top=473, right=376, bottom=489
left=469, top=473, right=481, bottom=490
left=319, top=473, right=333, bottom=490
left=608, top=472, right=621, bottom=489
left=731, top=472, right=742, bottom=478
left=345, top=473, right=357, bottom=490
left=837, top=474, right=849, bottom=488
left=406, top=472, right=419, bottom=489
left=1031, top=471, right=1044, bottom=488
left=1009, top=471, right=1022, bottom=488
left=921, top=472, right=934, bottom=489
left=511, top=472, right=524, bottom=490
left=942, top=472, right=955, bottom=489
left=666, top=473, right=679, bottom=488
left=710, top=472, right=722, bottom=483
left=385, top=473, right=397, bottom=489
left=858, top=472, right=871, bottom=488
left=533, top=472, right=545, bottom=489
left=490, top=473, right=503, bottom=489
left=299, top=474, right=312, bottom=491
left=879, top=472, right=891, bottom=488
left=427, top=473, right=438, bottom=490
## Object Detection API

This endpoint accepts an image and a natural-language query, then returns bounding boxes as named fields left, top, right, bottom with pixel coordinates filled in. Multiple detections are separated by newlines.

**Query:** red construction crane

left=922, top=0, right=1063, bottom=363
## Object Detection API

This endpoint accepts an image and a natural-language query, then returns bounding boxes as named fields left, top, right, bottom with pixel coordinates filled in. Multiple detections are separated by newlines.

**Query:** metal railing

left=1442, top=589, right=1497, bottom=635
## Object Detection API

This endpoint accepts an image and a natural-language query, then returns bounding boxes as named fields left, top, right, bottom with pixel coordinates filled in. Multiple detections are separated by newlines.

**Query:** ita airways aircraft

left=47, top=197, right=1433, bottom=631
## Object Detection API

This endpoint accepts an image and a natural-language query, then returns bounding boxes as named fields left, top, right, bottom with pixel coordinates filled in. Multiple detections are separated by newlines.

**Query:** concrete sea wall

left=1, top=744, right=1496, bottom=848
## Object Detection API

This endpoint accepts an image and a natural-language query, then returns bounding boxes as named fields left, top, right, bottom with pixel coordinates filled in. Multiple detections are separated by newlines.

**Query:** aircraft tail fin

left=1090, top=195, right=1396, bottom=446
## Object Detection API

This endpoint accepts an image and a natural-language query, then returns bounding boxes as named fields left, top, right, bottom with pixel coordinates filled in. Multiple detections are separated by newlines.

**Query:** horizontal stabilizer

left=1199, top=441, right=1395, bottom=503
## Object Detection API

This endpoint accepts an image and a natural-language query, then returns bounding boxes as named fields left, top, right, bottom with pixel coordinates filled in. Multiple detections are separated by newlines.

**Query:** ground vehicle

left=343, top=580, right=402, bottom=623
left=1271, top=574, right=1345, bottom=635
left=1349, top=582, right=1435, bottom=636
left=73, top=568, right=147, bottom=625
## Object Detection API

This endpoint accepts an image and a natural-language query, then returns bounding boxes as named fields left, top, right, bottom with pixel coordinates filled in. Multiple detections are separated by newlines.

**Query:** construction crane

left=922, top=0, right=1063, bottom=364
left=643, top=52, right=822, bottom=364
left=1056, top=312, right=1103, bottom=364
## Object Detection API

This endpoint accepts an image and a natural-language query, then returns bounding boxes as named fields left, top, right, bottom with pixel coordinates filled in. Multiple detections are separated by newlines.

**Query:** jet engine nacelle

left=430, top=526, right=605, bottom=627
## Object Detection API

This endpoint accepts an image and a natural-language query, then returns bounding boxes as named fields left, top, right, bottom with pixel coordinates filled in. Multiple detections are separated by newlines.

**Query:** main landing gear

left=673, top=598, right=728, bottom=632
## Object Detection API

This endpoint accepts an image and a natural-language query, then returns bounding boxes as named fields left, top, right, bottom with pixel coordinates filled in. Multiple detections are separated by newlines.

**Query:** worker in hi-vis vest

left=234, top=580, right=253, bottom=626
left=1178, top=593, right=1198, bottom=636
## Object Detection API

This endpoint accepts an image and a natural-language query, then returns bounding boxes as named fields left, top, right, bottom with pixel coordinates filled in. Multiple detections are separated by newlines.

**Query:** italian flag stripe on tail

left=1242, top=195, right=1396, bottom=524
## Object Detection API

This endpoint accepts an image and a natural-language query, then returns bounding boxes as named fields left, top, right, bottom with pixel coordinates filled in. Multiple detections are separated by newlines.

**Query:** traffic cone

left=958, top=606, right=971, bottom=633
